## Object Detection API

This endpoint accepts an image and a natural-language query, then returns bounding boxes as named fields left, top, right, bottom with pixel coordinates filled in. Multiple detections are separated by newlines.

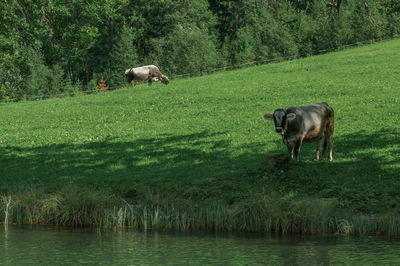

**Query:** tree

left=151, top=26, right=220, bottom=75
left=105, top=25, right=138, bottom=88
left=1, top=0, right=400, bottom=101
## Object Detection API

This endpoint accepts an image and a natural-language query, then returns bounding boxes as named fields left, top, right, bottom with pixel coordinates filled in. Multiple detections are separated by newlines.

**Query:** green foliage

left=48, top=64, right=64, bottom=96
left=1, top=0, right=400, bottom=100
left=0, top=54, right=23, bottom=101
left=345, top=0, right=385, bottom=41
left=153, top=26, right=220, bottom=75
left=63, top=76, right=82, bottom=96
left=19, top=46, right=52, bottom=98
left=95, top=25, right=139, bottom=89
left=87, top=78, right=98, bottom=93
left=227, top=26, right=257, bottom=65
left=295, top=12, right=319, bottom=56
left=380, top=0, right=400, bottom=36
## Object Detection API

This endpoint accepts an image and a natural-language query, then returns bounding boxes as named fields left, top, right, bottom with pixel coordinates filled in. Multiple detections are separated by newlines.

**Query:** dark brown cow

left=125, top=65, right=169, bottom=86
left=264, top=102, right=334, bottom=161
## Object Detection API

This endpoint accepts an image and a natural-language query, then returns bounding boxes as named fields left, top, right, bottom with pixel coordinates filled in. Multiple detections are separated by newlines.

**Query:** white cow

left=125, top=65, right=169, bottom=86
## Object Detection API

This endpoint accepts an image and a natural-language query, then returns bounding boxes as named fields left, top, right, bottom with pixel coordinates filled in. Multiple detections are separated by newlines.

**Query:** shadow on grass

left=263, top=128, right=400, bottom=213
left=0, top=128, right=398, bottom=210
left=0, top=130, right=265, bottom=201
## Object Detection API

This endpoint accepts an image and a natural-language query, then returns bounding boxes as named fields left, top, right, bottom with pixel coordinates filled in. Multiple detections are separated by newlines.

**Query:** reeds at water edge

left=1, top=190, right=399, bottom=236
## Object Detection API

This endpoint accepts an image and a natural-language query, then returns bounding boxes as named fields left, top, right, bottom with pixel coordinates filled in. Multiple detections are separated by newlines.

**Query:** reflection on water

left=0, top=225, right=400, bottom=265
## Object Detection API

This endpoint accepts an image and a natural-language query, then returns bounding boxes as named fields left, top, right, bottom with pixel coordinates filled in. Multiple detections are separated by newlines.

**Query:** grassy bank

left=1, top=39, right=399, bottom=235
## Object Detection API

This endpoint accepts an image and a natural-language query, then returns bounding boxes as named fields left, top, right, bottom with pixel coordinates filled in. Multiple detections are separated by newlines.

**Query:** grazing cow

left=263, top=102, right=334, bottom=161
left=125, top=65, right=169, bottom=86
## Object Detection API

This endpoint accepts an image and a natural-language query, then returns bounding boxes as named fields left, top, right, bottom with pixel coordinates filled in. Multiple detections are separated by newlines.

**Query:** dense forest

left=1, top=0, right=399, bottom=101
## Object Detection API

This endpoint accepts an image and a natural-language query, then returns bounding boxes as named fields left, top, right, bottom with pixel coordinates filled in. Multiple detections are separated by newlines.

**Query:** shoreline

left=1, top=190, right=399, bottom=236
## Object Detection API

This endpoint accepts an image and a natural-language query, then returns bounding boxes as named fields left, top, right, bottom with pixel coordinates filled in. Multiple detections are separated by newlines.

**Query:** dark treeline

left=1, top=0, right=399, bottom=101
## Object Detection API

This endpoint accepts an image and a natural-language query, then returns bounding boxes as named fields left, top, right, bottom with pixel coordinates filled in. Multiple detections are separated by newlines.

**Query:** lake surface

left=0, top=225, right=399, bottom=265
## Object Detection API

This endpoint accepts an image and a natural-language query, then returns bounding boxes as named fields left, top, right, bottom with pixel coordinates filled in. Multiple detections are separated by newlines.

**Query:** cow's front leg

left=147, top=79, right=152, bottom=86
left=287, top=145, right=294, bottom=159
left=126, top=77, right=133, bottom=86
left=294, top=139, right=303, bottom=161
left=314, top=139, right=322, bottom=161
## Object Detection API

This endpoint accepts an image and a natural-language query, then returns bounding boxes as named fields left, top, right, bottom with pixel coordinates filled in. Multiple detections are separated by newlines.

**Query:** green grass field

left=0, top=39, right=399, bottom=233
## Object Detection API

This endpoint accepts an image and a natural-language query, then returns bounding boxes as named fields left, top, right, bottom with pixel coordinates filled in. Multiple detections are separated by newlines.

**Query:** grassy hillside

left=0, top=39, right=399, bottom=233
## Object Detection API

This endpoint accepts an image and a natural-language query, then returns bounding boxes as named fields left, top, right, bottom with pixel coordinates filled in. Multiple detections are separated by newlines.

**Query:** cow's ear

left=286, top=113, right=297, bottom=121
left=264, top=114, right=273, bottom=120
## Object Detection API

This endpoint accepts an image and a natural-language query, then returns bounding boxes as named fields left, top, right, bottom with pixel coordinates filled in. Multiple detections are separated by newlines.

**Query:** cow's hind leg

left=326, top=121, right=334, bottom=161
left=314, top=139, right=322, bottom=161
left=322, top=132, right=334, bottom=161
left=327, top=134, right=333, bottom=161
left=326, top=109, right=334, bottom=161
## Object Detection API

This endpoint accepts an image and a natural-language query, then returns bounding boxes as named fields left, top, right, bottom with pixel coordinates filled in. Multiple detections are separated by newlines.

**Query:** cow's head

left=124, top=68, right=132, bottom=75
left=125, top=69, right=134, bottom=84
left=264, top=109, right=296, bottom=135
left=160, top=75, right=169, bottom=85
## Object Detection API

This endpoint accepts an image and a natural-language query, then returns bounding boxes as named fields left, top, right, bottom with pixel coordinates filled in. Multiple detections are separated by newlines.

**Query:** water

left=1, top=226, right=400, bottom=265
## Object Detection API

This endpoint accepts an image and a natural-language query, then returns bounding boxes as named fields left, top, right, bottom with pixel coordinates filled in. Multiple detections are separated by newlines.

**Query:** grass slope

left=0, top=39, right=399, bottom=233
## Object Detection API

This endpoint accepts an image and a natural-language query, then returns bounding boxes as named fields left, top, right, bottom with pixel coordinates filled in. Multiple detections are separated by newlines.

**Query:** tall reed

left=1, top=195, right=12, bottom=224
left=1, top=188, right=400, bottom=236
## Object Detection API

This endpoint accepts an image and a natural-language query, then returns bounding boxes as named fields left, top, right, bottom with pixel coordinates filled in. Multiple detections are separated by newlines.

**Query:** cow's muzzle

left=275, top=127, right=283, bottom=134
